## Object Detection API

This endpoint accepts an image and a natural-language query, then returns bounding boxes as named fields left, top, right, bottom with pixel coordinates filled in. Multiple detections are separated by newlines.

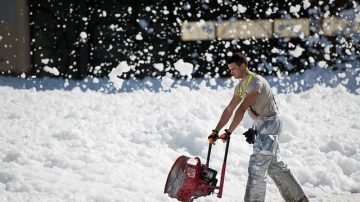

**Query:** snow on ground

left=0, top=69, right=360, bottom=202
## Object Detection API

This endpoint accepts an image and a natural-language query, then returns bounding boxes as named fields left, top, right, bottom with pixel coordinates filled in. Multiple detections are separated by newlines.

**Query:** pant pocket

left=254, top=134, right=277, bottom=155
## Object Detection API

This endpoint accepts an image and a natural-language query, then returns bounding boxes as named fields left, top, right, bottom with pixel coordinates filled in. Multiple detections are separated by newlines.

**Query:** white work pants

left=244, top=115, right=307, bottom=202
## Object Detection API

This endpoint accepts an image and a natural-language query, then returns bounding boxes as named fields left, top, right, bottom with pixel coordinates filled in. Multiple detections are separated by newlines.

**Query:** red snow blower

left=164, top=136, right=231, bottom=201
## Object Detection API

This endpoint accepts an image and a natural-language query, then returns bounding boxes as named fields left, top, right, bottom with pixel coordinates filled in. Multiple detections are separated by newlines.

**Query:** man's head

left=226, top=53, right=249, bottom=79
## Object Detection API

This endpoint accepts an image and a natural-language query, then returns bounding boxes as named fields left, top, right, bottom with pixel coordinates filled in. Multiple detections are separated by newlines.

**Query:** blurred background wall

left=0, top=0, right=31, bottom=75
left=0, top=0, right=359, bottom=79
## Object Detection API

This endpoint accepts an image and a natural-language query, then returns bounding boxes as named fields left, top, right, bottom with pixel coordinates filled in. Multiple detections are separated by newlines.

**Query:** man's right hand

left=208, top=130, right=219, bottom=144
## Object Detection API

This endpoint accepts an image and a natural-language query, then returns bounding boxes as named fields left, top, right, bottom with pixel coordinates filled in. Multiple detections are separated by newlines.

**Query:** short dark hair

left=226, top=53, right=248, bottom=66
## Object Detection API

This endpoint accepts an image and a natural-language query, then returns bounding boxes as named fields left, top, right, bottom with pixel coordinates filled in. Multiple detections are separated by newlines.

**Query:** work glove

left=208, top=130, right=219, bottom=144
left=243, top=128, right=257, bottom=144
left=220, top=129, right=232, bottom=142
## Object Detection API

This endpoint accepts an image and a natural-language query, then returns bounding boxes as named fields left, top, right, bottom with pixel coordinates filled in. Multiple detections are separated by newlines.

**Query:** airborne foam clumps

left=290, top=46, right=305, bottom=57
left=161, top=73, right=174, bottom=91
left=43, top=66, right=60, bottom=76
left=174, top=59, right=194, bottom=78
left=108, top=61, right=132, bottom=89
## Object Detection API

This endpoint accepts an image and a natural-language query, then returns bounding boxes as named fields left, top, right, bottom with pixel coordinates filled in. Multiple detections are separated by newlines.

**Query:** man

left=208, top=53, right=308, bottom=202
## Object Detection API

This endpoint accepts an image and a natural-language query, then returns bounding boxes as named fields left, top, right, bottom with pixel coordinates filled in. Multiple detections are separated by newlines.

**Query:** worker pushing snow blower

left=164, top=135, right=230, bottom=202
left=165, top=53, right=309, bottom=202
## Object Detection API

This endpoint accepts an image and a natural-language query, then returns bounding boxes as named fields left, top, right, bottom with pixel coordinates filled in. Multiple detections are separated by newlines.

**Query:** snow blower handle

left=218, top=135, right=230, bottom=198
left=205, top=133, right=231, bottom=198
left=205, top=143, right=212, bottom=168
left=206, top=129, right=231, bottom=168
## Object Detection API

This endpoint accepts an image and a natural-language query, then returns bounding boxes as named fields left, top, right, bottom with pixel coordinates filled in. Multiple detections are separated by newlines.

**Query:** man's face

left=228, top=62, right=245, bottom=79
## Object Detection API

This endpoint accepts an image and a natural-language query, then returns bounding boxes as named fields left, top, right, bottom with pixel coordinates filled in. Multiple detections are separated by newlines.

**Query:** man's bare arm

left=214, top=95, right=242, bottom=131
left=228, top=90, right=260, bottom=133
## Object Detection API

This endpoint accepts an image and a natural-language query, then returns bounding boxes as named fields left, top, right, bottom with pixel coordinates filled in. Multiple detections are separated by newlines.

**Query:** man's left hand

left=220, top=129, right=232, bottom=142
